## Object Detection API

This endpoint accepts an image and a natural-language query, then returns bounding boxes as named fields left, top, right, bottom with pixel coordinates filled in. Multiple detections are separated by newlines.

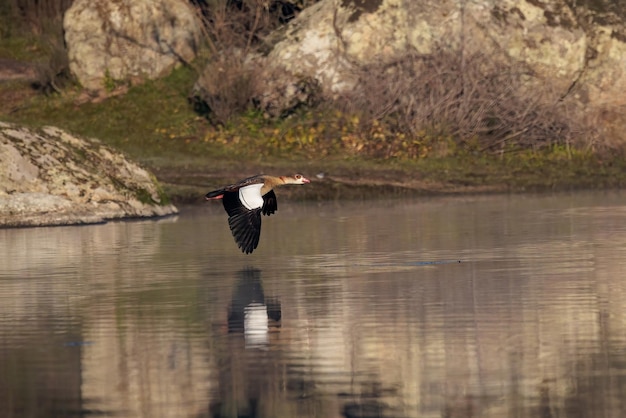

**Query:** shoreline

left=159, top=168, right=622, bottom=205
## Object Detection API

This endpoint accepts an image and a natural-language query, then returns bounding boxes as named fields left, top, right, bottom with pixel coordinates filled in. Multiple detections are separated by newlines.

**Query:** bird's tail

left=205, top=189, right=225, bottom=200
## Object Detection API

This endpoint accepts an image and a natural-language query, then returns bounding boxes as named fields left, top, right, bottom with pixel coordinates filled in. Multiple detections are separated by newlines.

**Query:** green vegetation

left=4, top=66, right=206, bottom=160
left=3, top=63, right=626, bottom=202
left=2, top=0, right=626, bottom=203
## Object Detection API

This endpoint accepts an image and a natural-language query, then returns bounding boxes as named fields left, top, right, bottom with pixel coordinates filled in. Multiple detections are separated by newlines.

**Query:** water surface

left=2, top=191, right=626, bottom=418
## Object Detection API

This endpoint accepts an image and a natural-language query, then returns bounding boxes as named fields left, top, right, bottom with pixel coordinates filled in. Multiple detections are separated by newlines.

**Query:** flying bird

left=205, top=174, right=310, bottom=253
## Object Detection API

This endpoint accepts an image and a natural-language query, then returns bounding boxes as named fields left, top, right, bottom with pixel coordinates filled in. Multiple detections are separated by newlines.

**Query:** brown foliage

left=190, top=0, right=323, bottom=124
left=192, top=0, right=601, bottom=154
left=2, top=0, right=74, bottom=93
left=191, top=0, right=317, bottom=53
left=336, top=50, right=598, bottom=154
left=192, top=50, right=262, bottom=124
left=2, top=0, right=73, bottom=35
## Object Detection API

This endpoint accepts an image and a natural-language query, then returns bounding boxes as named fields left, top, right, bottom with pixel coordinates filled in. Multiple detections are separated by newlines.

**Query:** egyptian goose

left=205, top=174, right=310, bottom=253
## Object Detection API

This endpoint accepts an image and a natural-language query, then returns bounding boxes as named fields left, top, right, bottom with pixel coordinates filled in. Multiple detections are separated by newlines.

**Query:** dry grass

left=190, top=0, right=321, bottom=124
left=190, top=2, right=604, bottom=155
left=191, top=49, right=262, bottom=124
left=2, top=0, right=72, bottom=35
left=1, top=0, right=73, bottom=92
left=336, top=50, right=599, bottom=155
left=3, top=0, right=617, bottom=158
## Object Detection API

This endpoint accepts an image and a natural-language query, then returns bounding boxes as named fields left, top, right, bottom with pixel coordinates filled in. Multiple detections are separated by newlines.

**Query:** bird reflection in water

left=210, top=268, right=402, bottom=418
left=208, top=268, right=283, bottom=418
left=227, top=268, right=281, bottom=349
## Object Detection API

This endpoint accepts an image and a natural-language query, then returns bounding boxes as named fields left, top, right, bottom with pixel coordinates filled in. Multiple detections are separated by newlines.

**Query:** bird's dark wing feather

left=222, top=191, right=262, bottom=253
left=228, top=210, right=262, bottom=254
left=205, top=188, right=225, bottom=199
left=262, top=190, right=278, bottom=216
left=222, top=191, right=245, bottom=217
left=223, top=175, right=265, bottom=192
left=206, top=175, right=265, bottom=199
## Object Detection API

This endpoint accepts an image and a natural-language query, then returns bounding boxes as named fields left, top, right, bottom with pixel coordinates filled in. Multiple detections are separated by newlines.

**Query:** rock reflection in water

left=2, top=192, right=626, bottom=417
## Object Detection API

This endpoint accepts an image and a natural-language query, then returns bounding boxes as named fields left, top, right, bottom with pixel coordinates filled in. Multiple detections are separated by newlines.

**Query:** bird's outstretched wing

left=223, top=191, right=262, bottom=253
left=262, top=190, right=278, bottom=216
left=205, top=175, right=265, bottom=199
left=228, top=210, right=262, bottom=254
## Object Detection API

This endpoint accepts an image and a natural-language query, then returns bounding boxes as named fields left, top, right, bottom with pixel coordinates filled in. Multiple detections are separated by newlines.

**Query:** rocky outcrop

left=196, top=0, right=625, bottom=131
left=0, top=122, right=178, bottom=227
left=63, top=0, right=202, bottom=92
left=281, top=0, right=625, bottom=101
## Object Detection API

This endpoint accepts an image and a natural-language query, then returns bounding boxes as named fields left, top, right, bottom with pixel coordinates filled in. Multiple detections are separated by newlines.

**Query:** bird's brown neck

left=261, top=175, right=285, bottom=195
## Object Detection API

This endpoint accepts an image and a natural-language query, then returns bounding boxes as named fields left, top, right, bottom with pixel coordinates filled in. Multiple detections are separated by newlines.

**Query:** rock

left=200, top=0, right=625, bottom=128
left=0, top=122, right=178, bottom=227
left=63, top=0, right=202, bottom=92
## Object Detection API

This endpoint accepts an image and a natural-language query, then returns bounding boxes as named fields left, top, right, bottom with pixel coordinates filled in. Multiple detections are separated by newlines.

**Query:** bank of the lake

left=2, top=65, right=626, bottom=205
left=149, top=152, right=626, bottom=205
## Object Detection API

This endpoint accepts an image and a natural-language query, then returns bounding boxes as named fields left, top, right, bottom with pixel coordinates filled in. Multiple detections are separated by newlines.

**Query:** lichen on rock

left=0, top=121, right=178, bottom=227
left=208, top=0, right=626, bottom=134
left=63, top=0, right=202, bottom=92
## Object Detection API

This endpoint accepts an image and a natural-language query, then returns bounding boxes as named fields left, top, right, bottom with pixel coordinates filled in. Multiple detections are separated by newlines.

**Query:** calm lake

left=2, top=190, right=626, bottom=418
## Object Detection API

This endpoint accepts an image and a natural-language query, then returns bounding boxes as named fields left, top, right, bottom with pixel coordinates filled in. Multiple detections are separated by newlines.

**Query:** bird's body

left=206, top=174, right=310, bottom=253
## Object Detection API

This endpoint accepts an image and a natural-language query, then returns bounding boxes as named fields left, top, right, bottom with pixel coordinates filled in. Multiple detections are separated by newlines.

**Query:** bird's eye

left=295, top=174, right=301, bottom=179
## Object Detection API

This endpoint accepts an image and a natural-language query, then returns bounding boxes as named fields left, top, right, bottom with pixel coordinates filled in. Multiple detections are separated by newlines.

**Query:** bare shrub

left=193, top=0, right=272, bottom=54
left=32, top=32, right=73, bottom=94
left=581, top=106, right=626, bottom=156
left=189, top=0, right=322, bottom=124
left=192, top=49, right=262, bottom=124
left=4, top=0, right=73, bottom=35
left=189, top=0, right=275, bottom=124
left=191, top=0, right=318, bottom=53
left=3, top=0, right=74, bottom=92
left=31, top=11, right=75, bottom=94
left=337, top=49, right=598, bottom=155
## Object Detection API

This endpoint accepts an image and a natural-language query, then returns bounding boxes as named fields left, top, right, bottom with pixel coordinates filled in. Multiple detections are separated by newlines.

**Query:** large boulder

left=0, top=122, right=178, bottom=227
left=64, top=0, right=202, bottom=92
left=198, top=0, right=625, bottom=131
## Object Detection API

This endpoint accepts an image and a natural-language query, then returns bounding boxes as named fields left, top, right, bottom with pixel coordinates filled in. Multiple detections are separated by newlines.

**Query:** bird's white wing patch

left=244, top=302, right=269, bottom=347
left=239, top=184, right=264, bottom=210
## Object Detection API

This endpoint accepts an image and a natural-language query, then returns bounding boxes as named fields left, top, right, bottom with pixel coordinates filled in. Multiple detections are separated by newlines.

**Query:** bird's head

left=285, top=174, right=310, bottom=185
